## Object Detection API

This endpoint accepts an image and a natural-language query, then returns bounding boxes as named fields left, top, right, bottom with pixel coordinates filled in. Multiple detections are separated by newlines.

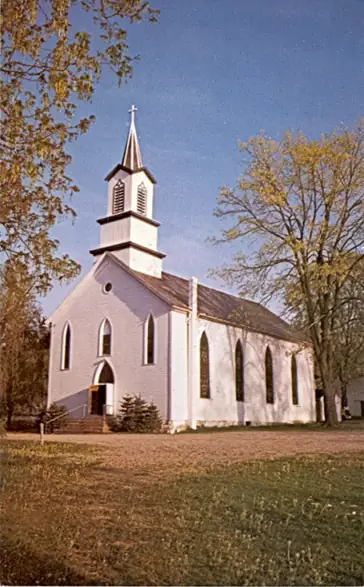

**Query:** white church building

left=47, top=107, right=316, bottom=430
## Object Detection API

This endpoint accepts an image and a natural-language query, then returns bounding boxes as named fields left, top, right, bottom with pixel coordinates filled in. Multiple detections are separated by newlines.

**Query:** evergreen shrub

left=116, top=395, right=162, bottom=433
left=37, top=403, right=68, bottom=433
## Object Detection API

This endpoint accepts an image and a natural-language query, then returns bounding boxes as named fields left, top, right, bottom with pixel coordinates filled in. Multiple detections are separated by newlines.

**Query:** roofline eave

left=104, top=163, right=157, bottom=184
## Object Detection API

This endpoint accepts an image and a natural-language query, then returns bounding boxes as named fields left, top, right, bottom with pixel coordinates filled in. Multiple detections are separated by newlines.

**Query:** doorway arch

left=91, top=361, right=115, bottom=415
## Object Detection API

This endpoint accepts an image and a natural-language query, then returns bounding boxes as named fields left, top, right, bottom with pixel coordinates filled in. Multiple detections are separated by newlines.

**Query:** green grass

left=1, top=440, right=363, bottom=586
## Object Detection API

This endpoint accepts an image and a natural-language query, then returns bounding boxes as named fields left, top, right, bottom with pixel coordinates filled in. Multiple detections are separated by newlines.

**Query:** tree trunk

left=6, top=402, right=13, bottom=429
left=322, top=382, right=338, bottom=426
left=5, top=381, right=14, bottom=429
left=340, top=382, right=348, bottom=408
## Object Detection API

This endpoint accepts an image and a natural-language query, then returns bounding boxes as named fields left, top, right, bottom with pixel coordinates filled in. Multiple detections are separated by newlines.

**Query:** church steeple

left=121, top=105, right=143, bottom=170
left=90, top=106, right=165, bottom=278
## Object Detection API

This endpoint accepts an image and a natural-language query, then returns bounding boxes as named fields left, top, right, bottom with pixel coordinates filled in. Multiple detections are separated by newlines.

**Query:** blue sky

left=44, top=0, right=364, bottom=316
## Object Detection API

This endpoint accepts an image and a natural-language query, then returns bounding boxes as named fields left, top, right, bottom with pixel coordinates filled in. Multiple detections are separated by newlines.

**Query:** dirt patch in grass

left=7, top=428, right=364, bottom=477
left=1, top=440, right=363, bottom=586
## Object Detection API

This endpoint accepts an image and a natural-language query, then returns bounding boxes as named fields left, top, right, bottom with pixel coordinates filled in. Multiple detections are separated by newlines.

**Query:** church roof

left=135, top=269, right=305, bottom=343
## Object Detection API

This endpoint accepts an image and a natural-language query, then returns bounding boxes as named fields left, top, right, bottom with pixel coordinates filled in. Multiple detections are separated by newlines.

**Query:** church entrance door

left=91, top=361, right=115, bottom=415
left=91, top=385, right=106, bottom=415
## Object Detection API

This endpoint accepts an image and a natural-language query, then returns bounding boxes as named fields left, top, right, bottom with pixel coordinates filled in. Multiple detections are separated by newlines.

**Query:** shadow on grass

left=0, top=537, right=102, bottom=586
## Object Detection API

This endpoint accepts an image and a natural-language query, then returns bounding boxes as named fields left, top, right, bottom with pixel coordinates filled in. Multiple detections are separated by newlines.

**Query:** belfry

left=90, top=106, right=165, bottom=277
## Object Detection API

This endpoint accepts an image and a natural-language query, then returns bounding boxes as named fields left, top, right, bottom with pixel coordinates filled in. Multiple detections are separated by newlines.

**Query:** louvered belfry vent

left=137, top=183, right=147, bottom=216
left=113, top=181, right=125, bottom=214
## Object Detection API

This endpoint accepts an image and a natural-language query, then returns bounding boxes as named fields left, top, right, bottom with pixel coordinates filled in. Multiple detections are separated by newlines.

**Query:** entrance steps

left=54, top=416, right=109, bottom=434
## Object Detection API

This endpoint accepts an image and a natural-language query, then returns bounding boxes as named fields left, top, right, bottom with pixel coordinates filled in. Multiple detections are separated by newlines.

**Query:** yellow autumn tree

left=214, top=121, right=364, bottom=425
left=0, top=0, right=158, bottom=294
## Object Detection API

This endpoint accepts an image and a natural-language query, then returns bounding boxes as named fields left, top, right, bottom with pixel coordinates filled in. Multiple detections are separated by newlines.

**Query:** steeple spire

left=121, top=105, right=143, bottom=170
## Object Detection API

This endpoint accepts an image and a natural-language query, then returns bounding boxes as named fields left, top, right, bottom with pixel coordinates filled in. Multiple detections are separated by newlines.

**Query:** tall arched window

left=265, top=346, right=274, bottom=404
left=61, top=323, right=71, bottom=370
left=146, top=315, right=155, bottom=364
left=99, top=319, right=112, bottom=356
left=137, top=183, right=147, bottom=216
left=112, top=180, right=125, bottom=214
left=200, top=331, right=210, bottom=398
left=235, top=340, right=244, bottom=402
left=291, top=354, right=299, bottom=405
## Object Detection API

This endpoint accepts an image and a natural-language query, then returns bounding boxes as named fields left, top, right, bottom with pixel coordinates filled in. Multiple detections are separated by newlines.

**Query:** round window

left=103, top=282, right=112, bottom=293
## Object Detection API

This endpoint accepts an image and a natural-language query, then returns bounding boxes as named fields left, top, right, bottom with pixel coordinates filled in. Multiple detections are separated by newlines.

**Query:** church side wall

left=347, top=377, right=364, bottom=417
left=194, top=319, right=315, bottom=426
left=48, top=258, right=170, bottom=420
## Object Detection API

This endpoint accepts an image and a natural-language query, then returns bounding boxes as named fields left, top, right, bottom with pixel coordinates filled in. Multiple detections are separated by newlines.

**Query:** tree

left=214, top=121, right=364, bottom=425
left=116, top=395, right=162, bottom=432
left=117, top=394, right=135, bottom=431
left=0, top=261, right=49, bottom=427
left=331, top=265, right=364, bottom=404
left=144, top=401, right=162, bottom=432
left=1, top=0, right=158, bottom=294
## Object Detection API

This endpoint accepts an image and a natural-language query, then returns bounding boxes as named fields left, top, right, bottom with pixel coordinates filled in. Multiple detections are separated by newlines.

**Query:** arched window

left=146, top=315, right=155, bottom=364
left=61, top=323, right=71, bottom=370
left=265, top=346, right=274, bottom=404
left=112, top=180, right=125, bottom=214
left=291, top=354, right=299, bottom=405
left=99, top=319, right=112, bottom=356
left=235, top=340, right=244, bottom=401
left=200, top=331, right=210, bottom=399
left=137, top=183, right=147, bottom=216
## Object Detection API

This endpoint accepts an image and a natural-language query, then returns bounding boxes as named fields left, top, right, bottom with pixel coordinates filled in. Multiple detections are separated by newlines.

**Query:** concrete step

left=52, top=416, right=109, bottom=434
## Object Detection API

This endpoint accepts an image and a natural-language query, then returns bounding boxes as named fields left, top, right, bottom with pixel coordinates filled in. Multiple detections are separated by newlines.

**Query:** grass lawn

left=1, top=440, right=363, bottom=586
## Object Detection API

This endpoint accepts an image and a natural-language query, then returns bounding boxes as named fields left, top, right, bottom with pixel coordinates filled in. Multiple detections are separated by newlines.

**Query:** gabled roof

left=48, top=251, right=304, bottom=343
left=134, top=268, right=305, bottom=343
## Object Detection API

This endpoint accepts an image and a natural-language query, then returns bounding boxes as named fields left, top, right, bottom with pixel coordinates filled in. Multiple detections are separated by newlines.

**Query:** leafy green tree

left=0, top=261, right=49, bottom=427
left=214, top=121, right=364, bottom=425
left=331, top=266, right=364, bottom=404
left=1, top=0, right=158, bottom=294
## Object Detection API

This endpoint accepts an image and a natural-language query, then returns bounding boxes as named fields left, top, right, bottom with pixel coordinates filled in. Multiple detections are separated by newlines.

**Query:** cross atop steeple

left=129, top=104, right=137, bottom=125
left=121, top=104, right=142, bottom=170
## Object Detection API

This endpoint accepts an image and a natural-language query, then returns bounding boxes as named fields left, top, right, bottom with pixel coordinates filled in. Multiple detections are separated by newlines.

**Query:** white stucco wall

left=48, top=256, right=169, bottom=419
left=347, top=377, right=364, bottom=417
left=190, top=319, right=315, bottom=426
